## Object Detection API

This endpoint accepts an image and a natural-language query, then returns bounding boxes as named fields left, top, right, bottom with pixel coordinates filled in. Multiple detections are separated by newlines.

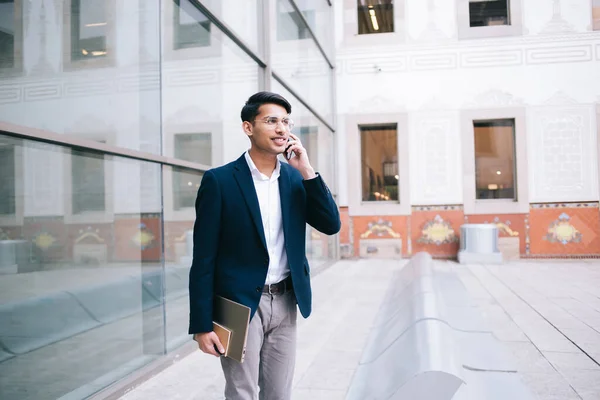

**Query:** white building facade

left=335, top=0, right=600, bottom=260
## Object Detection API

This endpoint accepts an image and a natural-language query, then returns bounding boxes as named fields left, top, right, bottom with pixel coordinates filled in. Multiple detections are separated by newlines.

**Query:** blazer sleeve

left=303, top=174, right=341, bottom=235
left=188, top=170, right=221, bottom=334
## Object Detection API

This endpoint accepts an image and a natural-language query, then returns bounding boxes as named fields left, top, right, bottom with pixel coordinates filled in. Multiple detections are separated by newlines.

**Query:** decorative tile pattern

left=411, top=210, right=463, bottom=258
left=529, top=205, right=599, bottom=256
left=544, top=213, right=582, bottom=245
left=417, top=215, right=458, bottom=245
left=132, top=223, right=156, bottom=250
left=114, top=215, right=162, bottom=261
left=74, top=227, right=105, bottom=244
left=360, top=219, right=401, bottom=239
left=352, top=216, right=408, bottom=258
left=531, top=202, right=598, bottom=209
left=413, top=205, right=463, bottom=212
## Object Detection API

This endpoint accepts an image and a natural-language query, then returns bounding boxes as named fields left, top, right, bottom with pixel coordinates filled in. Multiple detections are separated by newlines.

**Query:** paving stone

left=543, top=351, right=600, bottom=371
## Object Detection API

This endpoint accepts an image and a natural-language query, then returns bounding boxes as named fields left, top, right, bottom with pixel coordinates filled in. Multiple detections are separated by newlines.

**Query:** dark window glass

left=469, top=0, right=510, bottom=27
left=474, top=119, right=516, bottom=200
left=360, top=124, right=398, bottom=201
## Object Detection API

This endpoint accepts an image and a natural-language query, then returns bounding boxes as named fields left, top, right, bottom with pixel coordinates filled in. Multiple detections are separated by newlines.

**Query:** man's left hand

left=285, top=133, right=316, bottom=180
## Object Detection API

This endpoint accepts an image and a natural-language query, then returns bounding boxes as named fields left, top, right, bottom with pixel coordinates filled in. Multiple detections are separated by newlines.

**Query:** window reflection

left=172, top=133, right=210, bottom=210
left=0, top=136, right=165, bottom=400
left=0, top=140, right=16, bottom=215
left=360, top=125, right=399, bottom=202
left=174, top=0, right=211, bottom=49
left=277, top=6, right=314, bottom=41
left=71, top=149, right=106, bottom=214
left=0, top=0, right=15, bottom=69
left=71, top=0, right=108, bottom=60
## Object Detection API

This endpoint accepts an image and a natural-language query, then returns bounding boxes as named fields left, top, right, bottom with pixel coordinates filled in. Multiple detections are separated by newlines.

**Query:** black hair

left=240, top=91, right=292, bottom=122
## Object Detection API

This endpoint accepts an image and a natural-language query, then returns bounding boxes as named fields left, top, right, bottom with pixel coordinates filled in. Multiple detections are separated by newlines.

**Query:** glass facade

left=0, top=1, right=336, bottom=399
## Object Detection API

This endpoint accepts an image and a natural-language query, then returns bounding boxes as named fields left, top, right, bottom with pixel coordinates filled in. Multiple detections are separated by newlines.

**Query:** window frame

left=457, top=0, right=523, bottom=40
left=346, top=113, right=410, bottom=216
left=461, top=108, right=529, bottom=215
left=62, top=0, right=117, bottom=71
left=359, top=124, right=400, bottom=203
left=473, top=118, right=517, bottom=201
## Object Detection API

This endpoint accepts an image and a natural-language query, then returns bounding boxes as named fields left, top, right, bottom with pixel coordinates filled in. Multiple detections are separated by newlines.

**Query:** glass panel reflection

left=271, top=80, right=338, bottom=267
left=163, top=166, right=203, bottom=350
left=272, top=0, right=333, bottom=125
left=0, top=135, right=165, bottom=400
left=174, top=0, right=211, bottom=49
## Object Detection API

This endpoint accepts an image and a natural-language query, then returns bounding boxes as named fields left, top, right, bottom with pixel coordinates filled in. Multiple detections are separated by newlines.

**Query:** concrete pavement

left=119, top=258, right=600, bottom=400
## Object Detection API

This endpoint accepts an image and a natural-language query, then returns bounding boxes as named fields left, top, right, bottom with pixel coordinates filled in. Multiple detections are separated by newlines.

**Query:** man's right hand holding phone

left=194, top=332, right=225, bottom=357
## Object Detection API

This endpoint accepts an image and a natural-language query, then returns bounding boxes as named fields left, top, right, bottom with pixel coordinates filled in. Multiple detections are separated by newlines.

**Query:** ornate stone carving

left=464, top=90, right=525, bottom=108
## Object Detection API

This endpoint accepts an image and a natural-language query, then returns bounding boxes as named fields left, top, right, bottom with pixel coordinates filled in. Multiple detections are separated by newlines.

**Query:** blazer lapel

left=278, top=164, right=292, bottom=245
left=233, top=156, right=267, bottom=251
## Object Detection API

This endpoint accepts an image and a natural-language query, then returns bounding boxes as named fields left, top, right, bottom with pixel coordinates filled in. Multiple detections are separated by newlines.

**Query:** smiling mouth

left=272, top=137, right=287, bottom=146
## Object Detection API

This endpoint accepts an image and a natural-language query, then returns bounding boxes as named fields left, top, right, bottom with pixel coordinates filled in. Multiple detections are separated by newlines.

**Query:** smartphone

left=285, top=138, right=295, bottom=160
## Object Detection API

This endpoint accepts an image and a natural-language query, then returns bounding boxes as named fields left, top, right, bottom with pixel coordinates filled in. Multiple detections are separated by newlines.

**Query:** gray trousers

left=221, top=290, right=298, bottom=400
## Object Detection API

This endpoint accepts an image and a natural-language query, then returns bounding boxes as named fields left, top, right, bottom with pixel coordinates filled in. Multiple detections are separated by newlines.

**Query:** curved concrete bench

left=347, top=252, right=534, bottom=400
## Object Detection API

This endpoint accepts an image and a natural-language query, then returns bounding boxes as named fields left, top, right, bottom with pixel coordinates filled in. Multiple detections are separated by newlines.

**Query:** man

left=188, top=91, right=341, bottom=399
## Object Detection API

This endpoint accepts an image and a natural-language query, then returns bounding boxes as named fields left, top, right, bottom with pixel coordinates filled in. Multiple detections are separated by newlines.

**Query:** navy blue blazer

left=188, top=154, right=341, bottom=334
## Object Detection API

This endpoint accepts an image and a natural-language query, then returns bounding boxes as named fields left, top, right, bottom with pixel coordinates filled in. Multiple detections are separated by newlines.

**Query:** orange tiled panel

left=339, top=207, right=350, bottom=246
left=464, top=214, right=526, bottom=255
left=411, top=207, right=464, bottom=258
left=529, top=204, right=600, bottom=256
left=114, top=214, right=162, bottom=262
left=352, top=215, right=408, bottom=257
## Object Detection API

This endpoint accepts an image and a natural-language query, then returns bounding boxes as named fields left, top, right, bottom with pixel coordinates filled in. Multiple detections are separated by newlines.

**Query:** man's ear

left=242, top=121, right=253, bottom=137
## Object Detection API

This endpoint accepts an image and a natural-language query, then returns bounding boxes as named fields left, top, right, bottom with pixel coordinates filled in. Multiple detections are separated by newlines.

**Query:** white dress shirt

left=244, top=151, right=290, bottom=285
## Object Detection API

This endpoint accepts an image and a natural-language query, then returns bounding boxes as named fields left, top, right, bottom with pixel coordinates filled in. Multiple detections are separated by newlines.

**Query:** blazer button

left=264, top=257, right=269, bottom=265
left=256, top=286, right=262, bottom=292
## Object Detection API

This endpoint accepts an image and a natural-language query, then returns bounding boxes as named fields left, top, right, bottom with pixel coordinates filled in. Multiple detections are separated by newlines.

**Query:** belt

left=263, top=276, right=293, bottom=295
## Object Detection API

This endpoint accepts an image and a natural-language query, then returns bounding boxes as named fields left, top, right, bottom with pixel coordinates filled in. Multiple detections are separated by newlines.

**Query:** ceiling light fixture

left=369, top=9, right=380, bottom=31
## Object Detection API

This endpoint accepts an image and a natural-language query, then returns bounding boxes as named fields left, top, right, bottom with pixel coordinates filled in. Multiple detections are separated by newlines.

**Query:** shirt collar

left=244, top=150, right=281, bottom=181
